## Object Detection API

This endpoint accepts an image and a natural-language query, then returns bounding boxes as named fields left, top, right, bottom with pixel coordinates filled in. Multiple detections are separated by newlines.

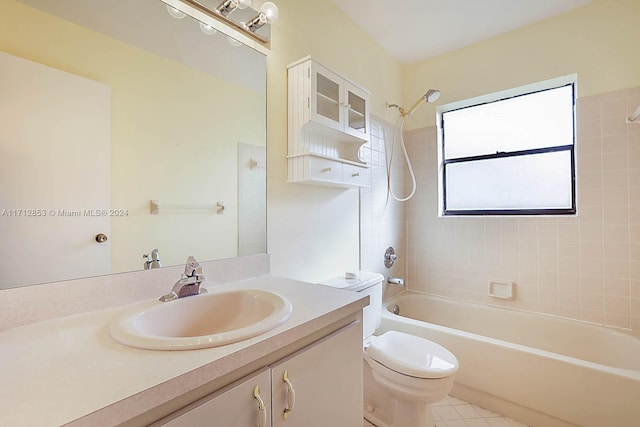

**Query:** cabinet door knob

left=253, top=385, right=267, bottom=427
left=283, top=370, right=296, bottom=420
left=352, top=172, right=360, bottom=177
left=95, top=233, right=108, bottom=243
left=321, top=167, right=332, bottom=173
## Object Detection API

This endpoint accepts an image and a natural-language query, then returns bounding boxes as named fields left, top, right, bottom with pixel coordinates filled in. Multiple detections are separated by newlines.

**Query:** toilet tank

left=318, top=272, right=384, bottom=339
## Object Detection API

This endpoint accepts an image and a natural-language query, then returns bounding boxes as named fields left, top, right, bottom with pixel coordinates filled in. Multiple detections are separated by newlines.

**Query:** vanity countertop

left=0, top=275, right=367, bottom=427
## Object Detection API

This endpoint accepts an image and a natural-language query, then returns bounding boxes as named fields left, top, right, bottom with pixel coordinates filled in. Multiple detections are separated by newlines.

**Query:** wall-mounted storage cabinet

left=287, top=56, right=370, bottom=188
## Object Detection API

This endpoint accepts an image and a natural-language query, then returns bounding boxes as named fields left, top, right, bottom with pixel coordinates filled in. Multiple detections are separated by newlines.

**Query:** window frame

left=437, top=76, right=577, bottom=217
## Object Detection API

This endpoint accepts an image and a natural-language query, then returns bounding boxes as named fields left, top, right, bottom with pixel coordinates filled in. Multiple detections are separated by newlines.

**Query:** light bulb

left=216, top=0, right=250, bottom=16
left=166, top=5, right=186, bottom=19
left=260, top=2, right=279, bottom=24
left=245, top=1, right=278, bottom=32
left=199, top=22, right=217, bottom=35
left=227, top=36, right=242, bottom=47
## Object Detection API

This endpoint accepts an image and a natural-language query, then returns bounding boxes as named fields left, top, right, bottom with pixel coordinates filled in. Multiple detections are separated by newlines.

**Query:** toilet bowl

left=363, top=330, right=458, bottom=426
left=319, top=272, right=459, bottom=427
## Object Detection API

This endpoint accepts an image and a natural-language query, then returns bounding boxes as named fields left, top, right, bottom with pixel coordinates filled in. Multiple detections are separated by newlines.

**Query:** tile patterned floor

left=363, top=395, right=529, bottom=427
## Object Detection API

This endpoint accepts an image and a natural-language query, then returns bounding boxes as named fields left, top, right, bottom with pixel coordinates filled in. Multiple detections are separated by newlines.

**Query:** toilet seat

left=365, top=331, right=458, bottom=379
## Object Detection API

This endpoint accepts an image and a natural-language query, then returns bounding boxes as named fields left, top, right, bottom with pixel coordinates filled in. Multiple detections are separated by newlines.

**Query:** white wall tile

left=399, top=87, right=640, bottom=332
left=360, top=116, right=407, bottom=297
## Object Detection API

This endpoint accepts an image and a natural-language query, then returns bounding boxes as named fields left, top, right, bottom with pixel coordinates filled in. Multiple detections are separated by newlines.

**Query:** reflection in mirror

left=0, top=0, right=267, bottom=289
left=180, top=0, right=277, bottom=44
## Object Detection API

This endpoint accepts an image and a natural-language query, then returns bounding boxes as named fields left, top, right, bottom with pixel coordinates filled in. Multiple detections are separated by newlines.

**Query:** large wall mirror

left=0, top=0, right=267, bottom=289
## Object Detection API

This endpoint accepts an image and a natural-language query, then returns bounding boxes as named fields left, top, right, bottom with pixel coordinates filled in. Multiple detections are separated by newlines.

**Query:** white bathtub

left=377, top=291, right=640, bottom=427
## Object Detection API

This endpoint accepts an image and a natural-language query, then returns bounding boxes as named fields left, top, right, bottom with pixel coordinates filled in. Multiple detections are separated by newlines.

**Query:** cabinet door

left=271, top=322, right=363, bottom=427
left=157, top=368, right=271, bottom=427
left=344, top=82, right=369, bottom=140
left=309, top=62, right=344, bottom=132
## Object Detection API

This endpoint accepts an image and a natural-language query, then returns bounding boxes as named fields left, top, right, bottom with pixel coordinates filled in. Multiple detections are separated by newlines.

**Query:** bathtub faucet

left=387, top=277, right=405, bottom=287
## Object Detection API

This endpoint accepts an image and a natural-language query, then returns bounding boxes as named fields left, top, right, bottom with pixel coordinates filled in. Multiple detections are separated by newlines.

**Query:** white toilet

left=320, top=272, right=459, bottom=427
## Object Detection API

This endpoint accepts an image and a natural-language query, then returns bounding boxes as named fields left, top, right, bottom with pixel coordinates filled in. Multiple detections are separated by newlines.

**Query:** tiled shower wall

left=359, top=117, right=406, bottom=298
left=405, top=87, right=640, bottom=332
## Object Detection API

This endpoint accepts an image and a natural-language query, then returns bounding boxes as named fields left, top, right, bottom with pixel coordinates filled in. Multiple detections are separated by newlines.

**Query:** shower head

left=424, top=89, right=441, bottom=103
left=405, top=89, right=441, bottom=116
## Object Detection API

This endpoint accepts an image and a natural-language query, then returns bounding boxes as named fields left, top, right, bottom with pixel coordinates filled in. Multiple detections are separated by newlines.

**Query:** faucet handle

left=143, top=249, right=162, bottom=270
left=183, top=256, right=203, bottom=277
left=158, top=256, right=206, bottom=302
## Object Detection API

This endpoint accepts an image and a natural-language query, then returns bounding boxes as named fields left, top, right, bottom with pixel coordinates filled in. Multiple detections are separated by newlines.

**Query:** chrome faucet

left=159, top=256, right=207, bottom=302
left=143, top=249, right=162, bottom=270
left=387, top=276, right=405, bottom=287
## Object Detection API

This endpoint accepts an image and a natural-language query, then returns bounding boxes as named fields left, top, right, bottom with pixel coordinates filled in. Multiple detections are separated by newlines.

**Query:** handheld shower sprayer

left=385, top=88, right=441, bottom=202
left=406, top=89, right=440, bottom=116
left=386, top=89, right=440, bottom=117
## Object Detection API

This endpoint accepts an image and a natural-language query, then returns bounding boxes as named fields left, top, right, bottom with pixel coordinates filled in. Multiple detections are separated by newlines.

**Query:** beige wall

left=265, top=0, right=403, bottom=281
left=401, top=0, right=640, bottom=331
left=402, top=0, right=640, bottom=130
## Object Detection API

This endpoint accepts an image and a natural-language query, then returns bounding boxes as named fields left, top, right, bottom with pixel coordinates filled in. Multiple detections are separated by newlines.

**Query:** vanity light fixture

left=166, top=5, right=187, bottom=19
left=180, top=0, right=279, bottom=45
left=245, top=1, right=279, bottom=32
left=215, top=0, right=252, bottom=17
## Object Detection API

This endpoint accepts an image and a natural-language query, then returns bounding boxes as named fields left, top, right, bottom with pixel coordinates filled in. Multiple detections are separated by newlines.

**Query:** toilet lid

left=366, top=331, right=458, bottom=379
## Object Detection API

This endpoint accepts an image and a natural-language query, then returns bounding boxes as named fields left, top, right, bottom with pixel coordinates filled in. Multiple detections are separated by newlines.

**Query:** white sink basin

left=110, top=288, right=293, bottom=350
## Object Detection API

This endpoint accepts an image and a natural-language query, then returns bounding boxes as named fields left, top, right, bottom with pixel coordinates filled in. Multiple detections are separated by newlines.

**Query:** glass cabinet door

left=310, top=63, right=343, bottom=132
left=308, top=61, right=369, bottom=141
left=316, top=72, right=340, bottom=122
left=345, top=86, right=368, bottom=138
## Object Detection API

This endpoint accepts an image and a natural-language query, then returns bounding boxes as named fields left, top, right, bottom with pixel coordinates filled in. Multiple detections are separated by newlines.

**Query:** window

left=438, top=78, right=576, bottom=216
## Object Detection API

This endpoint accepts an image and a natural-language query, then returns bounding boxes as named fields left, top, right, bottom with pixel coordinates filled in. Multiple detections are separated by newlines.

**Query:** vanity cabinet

left=271, top=320, right=362, bottom=426
left=287, top=56, right=370, bottom=188
left=154, top=321, right=362, bottom=426
left=158, top=369, right=272, bottom=427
